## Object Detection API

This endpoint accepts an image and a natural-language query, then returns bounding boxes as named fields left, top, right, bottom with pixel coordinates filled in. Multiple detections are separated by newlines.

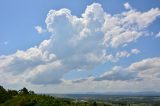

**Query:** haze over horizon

left=0, top=0, right=160, bottom=93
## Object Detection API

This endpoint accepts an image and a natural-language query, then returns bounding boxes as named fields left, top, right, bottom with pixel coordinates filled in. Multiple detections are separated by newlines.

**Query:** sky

left=0, top=0, right=160, bottom=93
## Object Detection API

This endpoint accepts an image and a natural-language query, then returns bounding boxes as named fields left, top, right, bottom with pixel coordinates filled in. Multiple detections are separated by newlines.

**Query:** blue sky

left=0, top=0, right=160, bottom=93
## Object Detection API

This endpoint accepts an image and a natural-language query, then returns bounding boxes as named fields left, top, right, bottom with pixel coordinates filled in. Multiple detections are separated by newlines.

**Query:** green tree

left=19, top=87, right=29, bottom=94
left=92, top=102, right=97, bottom=106
left=0, top=85, right=11, bottom=103
left=29, top=90, right=35, bottom=95
left=8, top=89, right=18, bottom=96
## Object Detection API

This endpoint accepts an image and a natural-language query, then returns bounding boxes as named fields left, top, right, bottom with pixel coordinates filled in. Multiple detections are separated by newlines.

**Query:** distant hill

left=49, top=91, right=160, bottom=99
left=88, top=91, right=160, bottom=96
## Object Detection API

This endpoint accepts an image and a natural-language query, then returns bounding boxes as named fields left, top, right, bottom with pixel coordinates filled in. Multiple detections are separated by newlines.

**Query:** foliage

left=19, top=87, right=29, bottom=95
left=0, top=86, right=12, bottom=103
left=0, top=85, right=160, bottom=106
left=8, top=90, right=18, bottom=96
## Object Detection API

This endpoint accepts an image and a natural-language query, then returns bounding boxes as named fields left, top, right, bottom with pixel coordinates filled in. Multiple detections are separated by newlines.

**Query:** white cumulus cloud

left=0, top=3, right=160, bottom=86
left=35, top=26, right=46, bottom=34
left=95, top=57, right=160, bottom=81
left=124, top=2, right=132, bottom=10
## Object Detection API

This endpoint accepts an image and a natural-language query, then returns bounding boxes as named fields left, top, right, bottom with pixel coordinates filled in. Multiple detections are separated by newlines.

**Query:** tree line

left=0, top=85, right=34, bottom=103
left=0, top=85, right=104, bottom=106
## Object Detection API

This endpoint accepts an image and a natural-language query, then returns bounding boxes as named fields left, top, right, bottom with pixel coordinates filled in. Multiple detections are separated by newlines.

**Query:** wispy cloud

left=4, top=41, right=8, bottom=45
left=156, top=32, right=160, bottom=38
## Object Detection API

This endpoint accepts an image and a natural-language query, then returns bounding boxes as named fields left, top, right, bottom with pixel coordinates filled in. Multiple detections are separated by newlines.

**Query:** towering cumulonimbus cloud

left=0, top=3, right=160, bottom=85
